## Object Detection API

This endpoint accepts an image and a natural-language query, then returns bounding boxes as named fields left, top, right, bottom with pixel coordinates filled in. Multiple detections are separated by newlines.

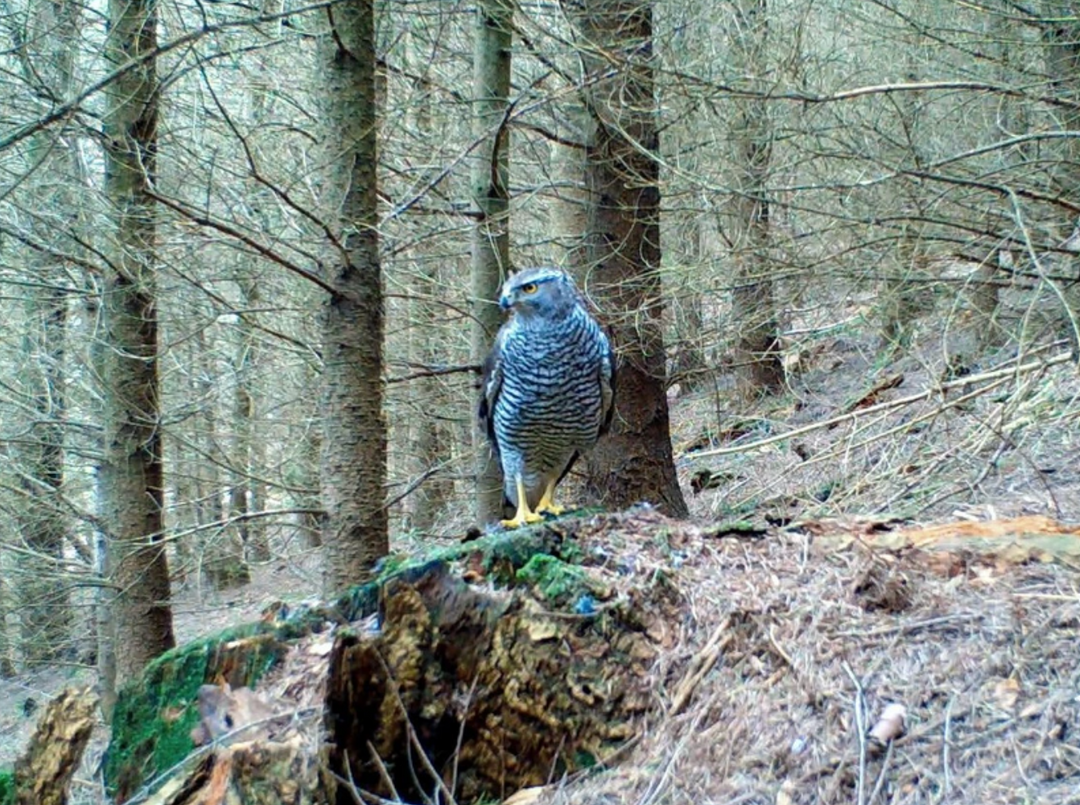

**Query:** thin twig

left=688, top=351, right=1074, bottom=460
left=367, top=741, right=403, bottom=803
left=843, top=662, right=868, bottom=805
left=449, top=674, right=479, bottom=800
left=940, top=696, right=954, bottom=802
left=867, top=737, right=894, bottom=805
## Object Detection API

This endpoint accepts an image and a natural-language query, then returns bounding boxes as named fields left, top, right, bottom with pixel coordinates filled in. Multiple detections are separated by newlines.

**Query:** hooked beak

left=499, top=292, right=513, bottom=311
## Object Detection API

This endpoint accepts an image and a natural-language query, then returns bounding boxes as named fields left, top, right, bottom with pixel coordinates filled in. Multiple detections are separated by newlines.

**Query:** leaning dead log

left=13, top=685, right=98, bottom=805
left=321, top=561, right=659, bottom=804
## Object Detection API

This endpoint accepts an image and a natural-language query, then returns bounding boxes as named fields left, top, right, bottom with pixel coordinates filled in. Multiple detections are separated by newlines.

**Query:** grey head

left=498, top=267, right=583, bottom=322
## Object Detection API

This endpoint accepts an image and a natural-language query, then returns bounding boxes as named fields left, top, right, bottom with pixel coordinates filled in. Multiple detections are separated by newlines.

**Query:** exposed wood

left=321, top=561, right=657, bottom=804
left=13, top=686, right=98, bottom=805
left=141, top=741, right=315, bottom=805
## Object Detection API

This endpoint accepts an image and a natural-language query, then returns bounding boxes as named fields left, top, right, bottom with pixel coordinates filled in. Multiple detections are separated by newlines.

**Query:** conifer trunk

left=568, top=0, right=688, bottom=516
left=101, top=0, right=176, bottom=685
left=319, top=0, right=388, bottom=590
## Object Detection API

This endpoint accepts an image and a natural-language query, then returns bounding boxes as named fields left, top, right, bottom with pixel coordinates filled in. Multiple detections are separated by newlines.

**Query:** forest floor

left=2, top=303, right=1079, bottom=803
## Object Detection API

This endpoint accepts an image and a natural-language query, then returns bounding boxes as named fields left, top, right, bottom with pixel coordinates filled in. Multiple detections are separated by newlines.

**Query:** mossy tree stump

left=321, top=561, right=658, bottom=804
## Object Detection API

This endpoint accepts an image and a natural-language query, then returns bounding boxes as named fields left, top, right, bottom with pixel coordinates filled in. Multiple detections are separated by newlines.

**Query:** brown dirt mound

left=530, top=511, right=1080, bottom=805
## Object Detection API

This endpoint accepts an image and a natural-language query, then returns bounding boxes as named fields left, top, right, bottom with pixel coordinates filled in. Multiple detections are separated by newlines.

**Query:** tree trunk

left=234, top=0, right=281, bottom=563
left=11, top=0, right=82, bottom=667
left=568, top=0, right=688, bottom=517
left=295, top=405, right=323, bottom=549
left=101, top=0, right=176, bottom=686
left=86, top=288, right=118, bottom=718
left=319, top=0, right=388, bottom=592
left=469, top=0, right=514, bottom=527
left=1041, top=4, right=1080, bottom=352
left=233, top=277, right=270, bottom=563
left=730, top=0, right=783, bottom=398
left=877, top=42, right=932, bottom=353
left=552, top=98, right=590, bottom=267
left=405, top=29, right=453, bottom=534
left=193, top=325, right=249, bottom=591
left=0, top=568, right=14, bottom=676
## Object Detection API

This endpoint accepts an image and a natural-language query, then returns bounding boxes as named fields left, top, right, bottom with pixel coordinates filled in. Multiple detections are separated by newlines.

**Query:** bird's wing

left=598, top=327, right=616, bottom=436
left=477, top=325, right=507, bottom=457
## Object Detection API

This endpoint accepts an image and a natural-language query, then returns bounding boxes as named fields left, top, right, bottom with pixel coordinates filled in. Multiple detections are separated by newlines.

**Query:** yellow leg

left=535, top=478, right=565, bottom=517
left=501, top=475, right=544, bottom=528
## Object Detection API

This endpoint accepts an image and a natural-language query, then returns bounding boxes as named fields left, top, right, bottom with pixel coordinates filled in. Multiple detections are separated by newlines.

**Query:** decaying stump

left=13, top=685, right=98, bottom=805
left=142, top=739, right=316, bottom=805
left=321, top=561, right=659, bottom=804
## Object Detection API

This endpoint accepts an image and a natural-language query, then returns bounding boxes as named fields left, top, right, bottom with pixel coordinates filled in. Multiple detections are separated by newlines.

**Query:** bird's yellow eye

left=520, top=282, right=539, bottom=295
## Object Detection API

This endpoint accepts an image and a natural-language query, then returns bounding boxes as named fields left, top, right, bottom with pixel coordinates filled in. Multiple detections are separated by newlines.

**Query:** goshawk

left=479, top=267, right=615, bottom=528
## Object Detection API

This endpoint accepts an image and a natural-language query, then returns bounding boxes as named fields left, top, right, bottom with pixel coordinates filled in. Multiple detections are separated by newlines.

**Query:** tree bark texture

left=101, top=0, right=176, bottom=686
left=319, top=0, right=388, bottom=591
left=469, top=0, right=514, bottom=526
left=569, top=0, right=688, bottom=517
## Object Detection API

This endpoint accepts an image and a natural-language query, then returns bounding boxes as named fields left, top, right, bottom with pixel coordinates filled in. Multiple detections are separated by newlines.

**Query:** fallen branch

left=670, top=617, right=732, bottom=716
left=687, top=349, right=1074, bottom=460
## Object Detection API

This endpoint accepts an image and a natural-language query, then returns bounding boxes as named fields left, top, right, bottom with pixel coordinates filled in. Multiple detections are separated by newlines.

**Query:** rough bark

left=13, top=686, right=98, bottom=805
left=568, top=0, right=688, bottom=516
left=319, top=0, right=388, bottom=591
left=552, top=98, right=590, bottom=267
left=469, top=0, right=514, bottom=527
left=101, top=0, right=176, bottom=686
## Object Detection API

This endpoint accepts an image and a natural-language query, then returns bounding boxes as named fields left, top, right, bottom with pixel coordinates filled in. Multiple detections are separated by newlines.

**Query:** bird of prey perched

left=478, top=267, right=615, bottom=528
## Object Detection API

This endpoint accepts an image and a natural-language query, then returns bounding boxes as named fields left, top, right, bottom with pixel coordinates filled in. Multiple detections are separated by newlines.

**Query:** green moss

left=573, top=749, right=598, bottom=769
left=104, top=625, right=288, bottom=801
left=515, top=554, right=593, bottom=606
left=0, top=770, right=12, bottom=805
left=105, top=513, right=601, bottom=800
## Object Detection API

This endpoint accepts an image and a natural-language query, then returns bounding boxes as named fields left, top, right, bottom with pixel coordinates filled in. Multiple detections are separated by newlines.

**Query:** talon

left=501, top=511, right=544, bottom=529
left=535, top=479, right=565, bottom=517
left=501, top=474, right=543, bottom=529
